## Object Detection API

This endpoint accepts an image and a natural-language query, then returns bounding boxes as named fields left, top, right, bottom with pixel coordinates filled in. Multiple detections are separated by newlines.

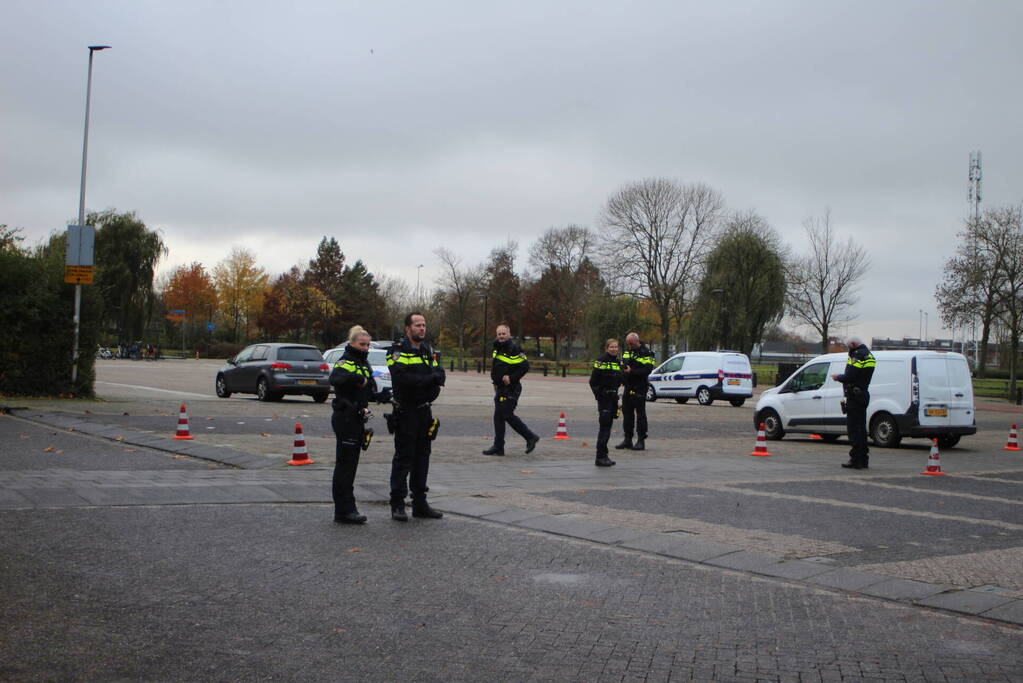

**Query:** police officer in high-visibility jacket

left=387, top=312, right=446, bottom=521
left=329, top=325, right=376, bottom=525
left=616, top=332, right=656, bottom=451
left=831, top=336, right=876, bottom=470
left=589, top=338, right=624, bottom=467
left=483, top=324, right=540, bottom=456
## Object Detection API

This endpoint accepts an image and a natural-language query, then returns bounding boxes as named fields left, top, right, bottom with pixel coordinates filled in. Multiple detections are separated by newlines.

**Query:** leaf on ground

left=42, top=446, right=55, bottom=452
left=173, top=455, right=189, bottom=459
left=115, top=436, right=124, bottom=441
left=259, top=433, right=271, bottom=437
left=19, top=434, right=29, bottom=439
left=519, top=469, right=535, bottom=474
left=333, top=627, right=347, bottom=633
left=345, top=548, right=361, bottom=553
left=581, top=442, right=589, bottom=447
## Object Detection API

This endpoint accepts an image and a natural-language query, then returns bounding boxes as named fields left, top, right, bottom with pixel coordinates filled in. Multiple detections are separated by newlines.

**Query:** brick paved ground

left=3, top=367, right=1023, bottom=680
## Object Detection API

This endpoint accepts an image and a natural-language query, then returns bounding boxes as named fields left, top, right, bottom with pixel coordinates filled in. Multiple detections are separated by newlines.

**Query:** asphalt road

left=1, top=359, right=1022, bottom=680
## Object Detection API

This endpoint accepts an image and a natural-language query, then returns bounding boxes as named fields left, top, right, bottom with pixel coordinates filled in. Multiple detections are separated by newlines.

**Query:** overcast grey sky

left=3, top=1, right=1021, bottom=342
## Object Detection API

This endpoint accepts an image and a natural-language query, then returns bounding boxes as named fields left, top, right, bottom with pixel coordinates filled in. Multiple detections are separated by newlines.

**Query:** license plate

left=298, top=379, right=317, bottom=386
left=925, top=408, right=948, bottom=417
left=727, top=379, right=740, bottom=385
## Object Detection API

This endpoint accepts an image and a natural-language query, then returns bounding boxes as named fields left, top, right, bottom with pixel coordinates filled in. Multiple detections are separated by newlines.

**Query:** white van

left=753, top=350, right=976, bottom=448
left=647, top=351, right=754, bottom=407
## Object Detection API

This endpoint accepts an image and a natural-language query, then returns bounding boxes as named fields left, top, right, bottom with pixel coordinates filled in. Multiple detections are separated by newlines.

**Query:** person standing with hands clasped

left=617, top=332, right=656, bottom=451
left=483, top=324, right=540, bottom=456
left=831, top=336, right=876, bottom=470
left=387, top=312, right=446, bottom=521
left=590, top=338, right=624, bottom=467
left=329, top=326, right=376, bottom=524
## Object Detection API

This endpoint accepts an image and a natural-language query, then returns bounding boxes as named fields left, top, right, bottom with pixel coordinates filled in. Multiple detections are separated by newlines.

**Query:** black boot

left=632, top=438, right=645, bottom=451
left=482, top=446, right=505, bottom=456
left=391, top=502, right=408, bottom=521
left=595, top=456, right=616, bottom=467
left=412, top=501, right=444, bottom=519
left=525, top=435, right=539, bottom=454
left=335, top=510, right=367, bottom=525
left=841, top=458, right=863, bottom=469
left=614, top=438, right=633, bottom=450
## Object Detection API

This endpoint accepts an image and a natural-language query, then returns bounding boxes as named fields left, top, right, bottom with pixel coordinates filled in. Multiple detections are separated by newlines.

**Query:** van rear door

left=945, top=356, right=975, bottom=427
left=916, top=356, right=952, bottom=427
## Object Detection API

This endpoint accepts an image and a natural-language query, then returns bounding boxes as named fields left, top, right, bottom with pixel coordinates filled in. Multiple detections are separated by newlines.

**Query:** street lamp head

left=88, top=45, right=111, bottom=51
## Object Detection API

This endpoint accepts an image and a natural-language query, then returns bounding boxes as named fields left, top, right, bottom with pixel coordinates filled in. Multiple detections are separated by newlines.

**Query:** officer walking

left=831, top=335, right=876, bottom=469
left=387, top=312, right=446, bottom=521
left=616, top=332, right=656, bottom=451
left=483, top=323, right=540, bottom=456
left=589, top=338, right=624, bottom=467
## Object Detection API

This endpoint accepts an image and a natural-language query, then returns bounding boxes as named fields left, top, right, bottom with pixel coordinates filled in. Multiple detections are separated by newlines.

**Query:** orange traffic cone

left=173, top=403, right=193, bottom=440
left=920, top=439, right=946, bottom=476
left=750, top=422, right=771, bottom=456
left=809, top=433, right=823, bottom=440
left=287, top=422, right=314, bottom=466
left=1004, top=424, right=1020, bottom=451
left=553, top=412, right=570, bottom=440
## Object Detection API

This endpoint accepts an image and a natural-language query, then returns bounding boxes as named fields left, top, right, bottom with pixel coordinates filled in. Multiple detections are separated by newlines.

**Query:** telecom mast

left=968, top=151, right=982, bottom=365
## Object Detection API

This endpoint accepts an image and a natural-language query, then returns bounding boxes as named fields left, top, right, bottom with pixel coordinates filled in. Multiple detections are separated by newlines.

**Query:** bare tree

left=435, top=247, right=483, bottom=358
left=527, top=225, right=599, bottom=359
left=786, top=209, right=870, bottom=353
left=935, top=211, right=1009, bottom=377
left=377, top=274, right=413, bottom=341
left=599, top=179, right=724, bottom=358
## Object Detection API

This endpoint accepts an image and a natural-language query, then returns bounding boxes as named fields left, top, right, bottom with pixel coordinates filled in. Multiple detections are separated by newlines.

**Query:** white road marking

left=96, top=381, right=212, bottom=399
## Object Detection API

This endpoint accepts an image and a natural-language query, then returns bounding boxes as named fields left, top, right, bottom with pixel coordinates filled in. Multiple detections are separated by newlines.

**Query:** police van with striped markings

left=646, top=351, right=754, bottom=407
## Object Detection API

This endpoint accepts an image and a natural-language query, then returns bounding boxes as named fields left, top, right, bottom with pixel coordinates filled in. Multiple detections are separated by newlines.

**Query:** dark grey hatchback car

left=215, top=343, right=330, bottom=402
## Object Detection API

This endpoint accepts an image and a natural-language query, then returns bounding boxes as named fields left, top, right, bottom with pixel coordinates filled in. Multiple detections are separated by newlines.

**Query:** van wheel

left=760, top=409, right=784, bottom=440
left=696, top=386, right=714, bottom=406
left=646, top=385, right=656, bottom=402
left=870, top=413, right=902, bottom=448
left=729, top=398, right=745, bottom=407
left=674, top=397, right=689, bottom=404
left=938, top=434, right=961, bottom=449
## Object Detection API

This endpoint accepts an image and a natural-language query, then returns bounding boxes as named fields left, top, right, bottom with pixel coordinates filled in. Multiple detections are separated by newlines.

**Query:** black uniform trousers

left=846, top=388, right=870, bottom=465
left=331, top=411, right=364, bottom=515
left=389, top=404, right=433, bottom=505
left=621, top=387, right=647, bottom=440
left=492, top=390, right=537, bottom=448
left=595, top=393, right=618, bottom=457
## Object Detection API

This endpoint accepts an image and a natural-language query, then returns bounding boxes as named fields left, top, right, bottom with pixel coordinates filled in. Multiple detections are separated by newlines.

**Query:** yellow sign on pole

left=64, top=265, right=94, bottom=284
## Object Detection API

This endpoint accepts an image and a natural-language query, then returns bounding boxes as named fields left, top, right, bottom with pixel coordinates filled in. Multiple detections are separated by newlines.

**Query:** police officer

left=589, top=338, right=624, bottom=467
left=483, top=323, right=540, bottom=456
left=329, top=325, right=376, bottom=524
left=387, top=312, right=446, bottom=521
left=831, top=336, right=876, bottom=469
left=616, top=332, right=656, bottom=451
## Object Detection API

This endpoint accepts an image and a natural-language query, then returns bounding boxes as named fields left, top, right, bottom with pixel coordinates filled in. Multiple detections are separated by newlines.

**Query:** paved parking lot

left=2, top=359, right=1022, bottom=680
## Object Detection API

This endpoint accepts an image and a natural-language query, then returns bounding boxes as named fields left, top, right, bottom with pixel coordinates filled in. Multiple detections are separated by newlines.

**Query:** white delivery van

left=646, top=351, right=754, bottom=407
left=753, top=350, right=976, bottom=448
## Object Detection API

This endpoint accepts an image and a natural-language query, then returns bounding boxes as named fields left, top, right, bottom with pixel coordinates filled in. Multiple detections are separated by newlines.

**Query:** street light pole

left=480, top=294, right=489, bottom=371
left=71, top=44, right=110, bottom=384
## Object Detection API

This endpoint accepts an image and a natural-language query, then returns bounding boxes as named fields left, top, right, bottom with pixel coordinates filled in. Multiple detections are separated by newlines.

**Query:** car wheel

left=646, top=385, right=656, bottom=402
left=819, top=434, right=841, bottom=443
left=256, top=377, right=271, bottom=402
left=696, top=386, right=713, bottom=406
left=312, top=392, right=329, bottom=403
left=938, top=434, right=961, bottom=449
left=728, top=398, right=745, bottom=407
left=215, top=374, right=231, bottom=398
left=759, top=408, right=784, bottom=440
left=870, top=412, right=902, bottom=448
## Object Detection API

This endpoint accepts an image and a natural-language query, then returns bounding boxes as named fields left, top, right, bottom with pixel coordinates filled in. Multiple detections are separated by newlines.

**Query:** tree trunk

left=978, top=321, right=991, bottom=378
left=820, top=323, right=830, bottom=354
